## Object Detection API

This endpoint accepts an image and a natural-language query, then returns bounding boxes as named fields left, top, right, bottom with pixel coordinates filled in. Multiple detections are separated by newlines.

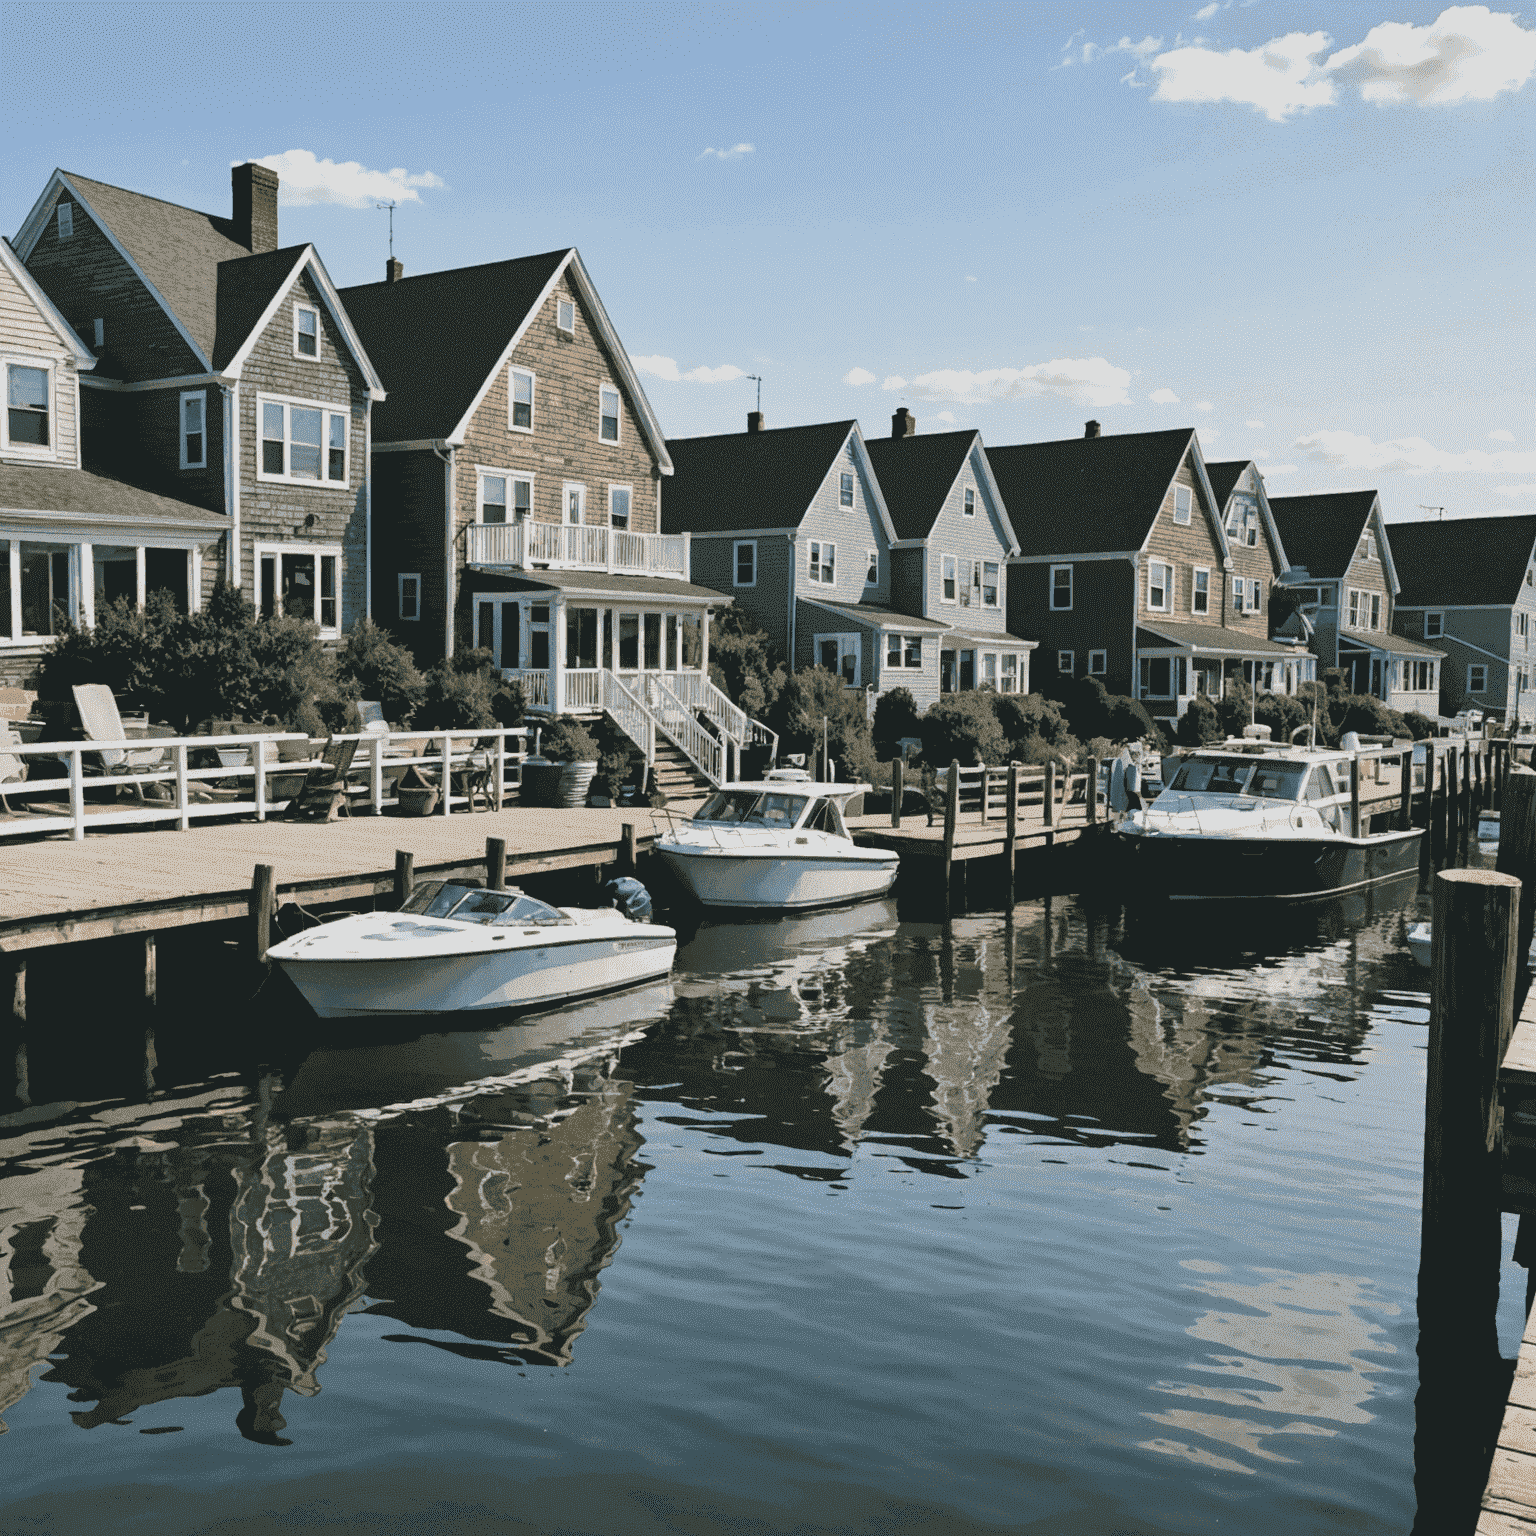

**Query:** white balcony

left=466, top=520, right=688, bottom=580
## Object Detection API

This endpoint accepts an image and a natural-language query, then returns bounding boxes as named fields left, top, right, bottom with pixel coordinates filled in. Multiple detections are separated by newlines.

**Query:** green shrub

left=334, top=618, right=426, bottom=725
left=708, top=608, right=786, bottom=720
left=872, top=686, right=923, bottom=759
left=418, top=646, right=500, bottom=730
left=540, top=715, right=599, bottom=762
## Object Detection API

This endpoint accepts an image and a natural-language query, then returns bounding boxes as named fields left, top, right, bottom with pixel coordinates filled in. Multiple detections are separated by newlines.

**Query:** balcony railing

left=466, top=521, right=688, bottom=579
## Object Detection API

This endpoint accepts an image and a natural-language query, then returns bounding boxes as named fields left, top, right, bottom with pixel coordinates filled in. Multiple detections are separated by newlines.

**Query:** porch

left=466, top=520, right=688, bottom=580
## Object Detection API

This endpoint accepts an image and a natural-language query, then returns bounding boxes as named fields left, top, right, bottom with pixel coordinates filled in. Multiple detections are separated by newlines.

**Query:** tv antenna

left=1419, top=504, right=1445, bottom=521
left=376, top=200, right=397, bottom=260
left=746, top=374, right=763, bottom=413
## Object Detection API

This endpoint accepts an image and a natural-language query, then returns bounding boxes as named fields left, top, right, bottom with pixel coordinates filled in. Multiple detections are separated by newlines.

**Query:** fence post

left=1044, top=759, right=1056, bottom=830
left=943, top=760, right=960, bottom=906
left=486, top=836, right=507, bottom=891
left=1087, top=757, right=1099, bottom=825
left=394, top=849, right=415, bottom=908
left=1006, top=762, right=1018, bottom=906
left=249, top=864, right=275, bottom=968
left=891, top=757, right=903, bottom=829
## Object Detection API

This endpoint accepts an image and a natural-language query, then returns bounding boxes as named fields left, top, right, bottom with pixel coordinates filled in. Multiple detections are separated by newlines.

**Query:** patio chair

left=72, top=683, right=173, bottom=802
left=284, top=736, right=359, bottom=821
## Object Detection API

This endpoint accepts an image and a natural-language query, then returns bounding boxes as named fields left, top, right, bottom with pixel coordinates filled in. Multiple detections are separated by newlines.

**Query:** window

left=1058, top=650, right=1074, bottom=675
left=886, top=633, right=922, bottom=669
left=180, top=391, right=206, bottom=469
left=564, top=483, right=585, bottom=524
left=1192, top=567, right=1209, bottom=615
left=963, top=487, right=975, bottom=517
left=557, top=297, right=575, bottom=333
left=1050, top=564, right=1072, bottom=610
left=1001, top=653, right=1018, bottom=693
left=982, top=561, right=999, bottom=607
left=609, top=485, right=631, bottom=530
left=809, top=540, right=835, bottom=584
left=1369, top=592, right=1381, bottom=629
left=256, top=545, right=341, bottom=634
left=509, top=369, right=535, bottom=431
left=56, top=203, right=73, bottom=239
left=5, top=362, right=51, bottom=452
left=1425, top=611, right=1444, bottom=638
left=942, top=555, right=958, bottom=603
left=1088, top=649, right=1107, bottom=675
left=1147, top=561, right=1172, bottom=612
left=258, top=395, right=349, bottom=485
left=865, top=549, right=878, bottom=585
left=839, top=472, right=854, bottom=508
left=1469, top=664, right=1488, bottom=693
left=734, top=540, right=756, bottom=587
left=1174, top=485, right=1192, bottom=525
left=294, top=303, right=320, bottom=359
left=1249, top=580, right=1263, bottom=614
left=480, top=473, right=508, bottom=523
left=398, top=573, right=421, bottom=621
left=600, top=385, right=620, bottom=443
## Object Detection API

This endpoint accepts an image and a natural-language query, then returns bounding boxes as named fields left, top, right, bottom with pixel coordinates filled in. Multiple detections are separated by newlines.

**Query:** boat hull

left=657, top=846, right=898, bottom=910
left=275, top=932, right=677, bottom=1018
left=1119, top=827, right=1423, bottom=902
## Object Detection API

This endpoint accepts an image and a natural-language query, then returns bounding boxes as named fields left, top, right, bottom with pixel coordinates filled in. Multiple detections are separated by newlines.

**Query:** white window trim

left=942, top=553, right=959, bottom=605
left=1468, top=663, right=1488, bottom=693
left=508, top=367, right=536, bottom=434
left=556, top=297, right=576, bottom=334
left=1, top=354, right=58, bottom=462
left=981, top=560, right=1000, bottom=608
left=809, top=539, right=836, bottom=585
left=812, top=631, right=860, bottom=685
left=398, top=572, right=421, bottom=622
left=1049, top=563, right=1072, bottom=611
left=56, top=203, right=73, bottom=239
left=1425, top=611, right=1444, bottom=638
left=179, top=389, right=207, bottom=470
left=598, top=384, right=621, bottom=445
left=733, top=540, right=757, bottom=588
left=963, top=487, right=975, bottom=517
left=608, top=483, right=632, bottom=530
left=865, top=548, right=878, bottom=586
left=884, top=631, right=924, bottom=670
left=1058, top=649, right=1075, bottom=675
left=1088, top=649, right=1107, bottom=675
left=293, top=301, right=321, bottom=361
left=1147, top=560, right=1173, bottom=613
left=1191, top=565, right=1210, bottom=616
left=563, top=482, right=586, bottom=525
left=255, top=391, right=351, bottom=488
left=254, top=541, right=344, bottom=637
left=1174, top=485, right=1192, bottom=525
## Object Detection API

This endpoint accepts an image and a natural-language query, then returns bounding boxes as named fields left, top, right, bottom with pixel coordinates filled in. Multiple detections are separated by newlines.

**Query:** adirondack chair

left=72, top=683, right=172, bottom=801
left=284, top=736, right=359, bottom=821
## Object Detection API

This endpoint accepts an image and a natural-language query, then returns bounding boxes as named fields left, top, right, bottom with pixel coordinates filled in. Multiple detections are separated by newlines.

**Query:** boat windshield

left=1166, top=757, right=1307, bottom=801
left=694, top=791, right=810, bottom=828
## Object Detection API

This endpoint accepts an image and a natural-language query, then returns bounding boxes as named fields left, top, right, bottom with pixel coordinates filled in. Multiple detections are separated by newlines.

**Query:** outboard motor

left=604, top=876, right=654, bottom=923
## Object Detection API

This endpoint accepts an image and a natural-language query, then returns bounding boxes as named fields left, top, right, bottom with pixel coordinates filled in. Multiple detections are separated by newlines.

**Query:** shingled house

left=995, top=423, right=1313, bottom=729
left=12, top=164, right=386, bottom=640
left=1389, top=513, right=1536, bottom=724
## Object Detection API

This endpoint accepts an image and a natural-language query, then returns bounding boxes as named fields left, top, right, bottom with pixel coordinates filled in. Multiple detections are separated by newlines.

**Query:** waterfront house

left=995, top=423, right=1313, bottom=728
left=863, top=409, right=1033, bottom=704
left=1265, top=487, right=1443, bottom=717
left=0, top=237, right=225, bottom=687
left=1388, top=513, right=1536, bottom=724
left=12, top=164, right=386, bottom=642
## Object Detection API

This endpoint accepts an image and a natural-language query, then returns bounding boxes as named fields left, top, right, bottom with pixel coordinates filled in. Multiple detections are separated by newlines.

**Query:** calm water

left=1, top=879, right=1524, bottom=1534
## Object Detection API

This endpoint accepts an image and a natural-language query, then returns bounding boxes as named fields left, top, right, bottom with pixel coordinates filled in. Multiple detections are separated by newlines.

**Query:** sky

left=3, top=0, right=1532, bottom=524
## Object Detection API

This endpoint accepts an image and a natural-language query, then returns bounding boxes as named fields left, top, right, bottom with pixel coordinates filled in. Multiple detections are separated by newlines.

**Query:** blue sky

left=4, top=0, right=1532, bottom=521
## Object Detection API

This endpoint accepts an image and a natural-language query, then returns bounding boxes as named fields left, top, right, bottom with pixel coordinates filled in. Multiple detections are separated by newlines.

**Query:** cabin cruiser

left=1116, top=731, right=1423, bottom=901
left=267, top=879, right=676, bottom=1018
left=655, top=773, right=899, bottom=910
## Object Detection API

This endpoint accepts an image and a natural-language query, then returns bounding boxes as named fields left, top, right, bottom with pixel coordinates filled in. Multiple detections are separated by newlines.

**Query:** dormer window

left=294, top=303, right=320, bottom=359
left=599, top=386, right=620, bottom=443
left=963, top=487, right=975, bottom=517
left=509, top=369, right=534, bottom=432
left=557, top=298, right=575, bottom=334
left=1174, top=486, right=1192, bottom=525
left=56, top=203, right=73, bottom=239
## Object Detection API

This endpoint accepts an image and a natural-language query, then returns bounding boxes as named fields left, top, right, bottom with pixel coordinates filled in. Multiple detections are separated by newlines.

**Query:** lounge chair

left=284, top=736, right=359, bottom=821
left=72, top=683, right=172, bottom=801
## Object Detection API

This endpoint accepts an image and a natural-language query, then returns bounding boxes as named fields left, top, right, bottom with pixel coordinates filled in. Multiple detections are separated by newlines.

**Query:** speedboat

left=1117, top=730, right=1423, bottom=901
left=267, top=879, right=676, bottom=1018
left=654, top=774, right=899, bottom=911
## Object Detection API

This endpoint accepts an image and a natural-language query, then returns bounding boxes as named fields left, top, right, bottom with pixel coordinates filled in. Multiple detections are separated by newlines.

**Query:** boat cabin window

left=804, top=798, right=848, bottom=836
left=694, top=790, right=810, bottom=827
left=1245, top=764, right=1307, bottom=800
left=399, top=880, right=479, bottom=917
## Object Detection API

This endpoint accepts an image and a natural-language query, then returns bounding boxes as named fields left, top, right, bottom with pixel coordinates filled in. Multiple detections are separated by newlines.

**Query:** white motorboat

left=267, top=880, right=677, bottom=1018
left=655, top=775, right=899, bottom=911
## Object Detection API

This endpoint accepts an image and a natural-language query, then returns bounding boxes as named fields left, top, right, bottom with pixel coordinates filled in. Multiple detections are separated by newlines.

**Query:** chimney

left=1084, top=420, right=1101, bottom=438
left=231, top=162, right=279, bottom=254
left=892, top=407, right=916, bottom=439
left=386, top=257, right=404, bottom=283
left=747, top=410, right=765, bottom=433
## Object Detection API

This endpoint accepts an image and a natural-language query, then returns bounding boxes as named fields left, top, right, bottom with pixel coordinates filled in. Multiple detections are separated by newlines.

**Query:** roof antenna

left=746, top=374, right=763, bottom=413
left=1419, top=504, right=1445, bottom=522
left=376, top=199, right=397, bottom=260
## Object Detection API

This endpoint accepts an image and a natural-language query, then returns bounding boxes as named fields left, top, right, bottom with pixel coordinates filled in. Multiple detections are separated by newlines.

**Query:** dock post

left=486, top=837, right=507, bottom=891
left=943, top=760, right=959, bottom=907
left=1497, top=765, right=1536, bottom=974
left=1087, top=757, right=1098, bottom=825
left=249, top=864, right=275, bottom=968
left=1044, top=760, right=1056, bottom=830
left=8, top=960, right=27, bottom=1108
left=394, top=850, right=415, bottom=908
left=1005, top=762, right=1019, bottom=907
left=891, top=757, right=903, bottom=829
left=622, top=822, right=638, bottom=871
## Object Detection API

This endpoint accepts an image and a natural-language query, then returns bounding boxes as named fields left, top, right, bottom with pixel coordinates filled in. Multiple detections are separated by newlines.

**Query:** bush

left=334, top=618, right=426, bottom=726
left=774, top=666, right=876, bottom=780
left=540, top=715, right=599, bottom=762
left=708, top=608, right=786, bottom=720
left=920, top=690, right=1007, bottom=766
left=418, top=646, right=500, bottom=730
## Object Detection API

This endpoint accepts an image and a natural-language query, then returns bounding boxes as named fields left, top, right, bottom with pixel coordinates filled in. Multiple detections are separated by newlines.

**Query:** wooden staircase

left=648, top=739, right=713, bottom=801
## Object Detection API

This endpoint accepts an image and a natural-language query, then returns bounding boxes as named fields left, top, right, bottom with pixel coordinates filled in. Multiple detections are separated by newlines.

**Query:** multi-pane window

left=942, top=555, right=958, bottom=602
left=258, top=397, right=348, bottom=484
left=509, top=370, right=534, bottom=431
left=294, top=304, right=320, bottom=359
left=1088, top=650, right=1107, bottom=675
left=1147, top=561, right=1172, bottom=611
left=6, top=364, right=49, bottom=448
left=839, top=472, right=854, bottom=508
left=1174, top=485, right=1192, bottom=525
left=865, top=550, right=878, bottom=585
left=963, top=487, right=975, bottom=517
left=734, top=541, right=756, bottom=587
left=481, top=474, right=508, bottom=523
left=398, top=573, right=421, bottom=621
left=609, top=485, right=631, bottom=529
left=180, top=392, right=205, bottom=469
left=1192, top=567, right=1209, bottom=615
left=809, top=540, right=835, bottom=584
left=1058, top=650, right=1074, bottom=675
left=1425, top=612, right=1444, bottom=638
left=557, top=298, right=575, bottom=333
left=56, top=203, right=73, bottom=239
left=1050, top=564, right=1072, bottom=610
left=600, top=386, right=620, bottom=443
left=982, top=561, right=999, bottom=607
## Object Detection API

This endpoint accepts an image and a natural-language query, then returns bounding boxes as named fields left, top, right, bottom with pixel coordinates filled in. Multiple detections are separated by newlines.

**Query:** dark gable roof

left=1388, top=514, right=1536, bottom=608
left=0, top=462, right=226, bottom=525
left=1204, top=459, right=1253, bottom=508
left=340, top=251, right=569, bottom=443
left=1266, top=490, right=1378, bottom=579
left=988, top=428, right=1195, bottom=556
left=862, top=431, right=976, bottom=540
left=663, top=420, right=856, bottom=534
left=64, top=172, right=253, bottom=363
left=212, top=245, right=308, bottom=369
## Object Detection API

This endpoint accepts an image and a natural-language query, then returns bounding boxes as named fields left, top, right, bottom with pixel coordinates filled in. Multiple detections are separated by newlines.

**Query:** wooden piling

left=943, top=760, right=959, bottom=905
left=891, top=757, right=904, bottom=829
left=1005, top=762, right=1019, bottom=907
left=486, top=836, right=507, bottom=891
left=248, top=864, right=275, bottom=968
left=393, top=849, right=415, bottom=908
left=1497, top=764, right=1536, bottom=976
left=622, top=822, right=638, bottom=871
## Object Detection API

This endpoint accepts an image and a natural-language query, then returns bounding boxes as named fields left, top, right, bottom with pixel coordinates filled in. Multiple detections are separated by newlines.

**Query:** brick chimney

left=231, top=162, right=279, bottom=254
left=892, top=407, right=916, bottom=439
left=1084, top=420, right=1101, bottom=438
left=386, top=257, right=404, bottom=283
left=747, top=410, right=765, bottom=433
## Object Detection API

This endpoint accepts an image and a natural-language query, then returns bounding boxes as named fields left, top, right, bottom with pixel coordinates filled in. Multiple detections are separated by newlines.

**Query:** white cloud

left=891, top=356, right=1133, bottom=408
left=1149, top=387, right=1181, bottom=404
left=1294, top=428, right=1536, bottom=474
left=1195, top=401, right=1214, bottom=412
left=1497, top=484, right=1536, bottom=495
left=881, top=375, right=908, bottom=392
left=1491, top=428, right=1517, bottom=441
left=633, top=355, right=746, bottom=384
left=243, top=149, right=446, bottom=208
left=698, top=143, right=754, bottom=161
left=1246, top=419, right=1266, bottom=429
left=842, top=367, right=876, bottom=386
